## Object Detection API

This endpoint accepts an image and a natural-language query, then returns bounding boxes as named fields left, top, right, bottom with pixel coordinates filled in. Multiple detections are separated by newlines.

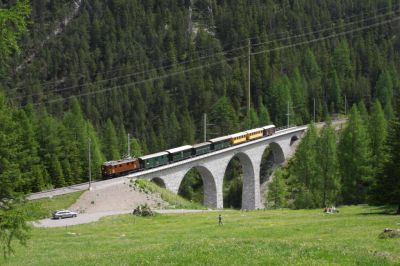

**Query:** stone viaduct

left=124, top=126, right=307, bottom=210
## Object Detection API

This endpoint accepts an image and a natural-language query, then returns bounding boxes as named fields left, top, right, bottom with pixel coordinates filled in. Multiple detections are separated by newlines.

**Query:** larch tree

left=368, top=101, right=387, bottom=177
left=103, top=119, right=120, bottom=160
left=338, top=105, right=372, bottom=204
left=0, top=0, right=30, bottom=62
left=257, top=97, right=271, bottom=126
left=289, top=123, right=319, bottom=208
left=0, top=0, right=31, bottom=257
left=369, top=97, right=400, bottom=214
left=316, top=120, right=340, bottom=206
left=267, top=169, right=287, bottom=209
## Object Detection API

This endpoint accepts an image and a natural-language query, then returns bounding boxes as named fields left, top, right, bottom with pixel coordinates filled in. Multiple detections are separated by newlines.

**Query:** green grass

left=25, top=191, right=84, bottom=220
left=2, top=205, right=400, bottom=265
left=132, top=179, right=205, bottom=210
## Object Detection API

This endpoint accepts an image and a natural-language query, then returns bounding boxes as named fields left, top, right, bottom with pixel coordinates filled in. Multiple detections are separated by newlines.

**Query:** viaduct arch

left=138, top=128, right=305, bottom=210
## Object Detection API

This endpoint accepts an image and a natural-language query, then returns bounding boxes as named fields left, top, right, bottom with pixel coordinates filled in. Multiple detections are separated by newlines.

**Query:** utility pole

left=187, top=0, right=193, bottom=39
left=208, top=0, right=214, bottom=29
left=313, top=97, right=316, bottom=123
left=203, top=113, right=207, bottom=142
left=247, top=39, right=251, bottom=117
left=127, top=133, right=131, bottom=158
left=286, top=101, right=290, bottom=128
left=88, top=137, right=92, bottom=191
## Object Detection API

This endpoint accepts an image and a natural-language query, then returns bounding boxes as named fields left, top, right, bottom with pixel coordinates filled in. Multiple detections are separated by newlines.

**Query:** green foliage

left=0, top=203, right=30, bottom=258
left=223, top=158, right=243, bottom=209
left=368, top=101, right=388, bottom=177
left=0, top=0, right=30, bottom=62
left=266, top=169, right=287, bottom=209
left=25, top=191, right=84, bottom=220
left=103, top=119, right=120, bottom=160
left=0, top=0, right=399, bottom=219
left=178, top=169, right=203, bottom=204
left=369, top=97, right=400, bottom=213
left=338, top=105, right=372, bottom=204
left=267, top=76, right=293, bottom=126
left=209, top=97, right=239, bottom=135
left=132, top=179, right=205, bottom=210
left=316, top=120, right=340, bottom=206
left=257, top=98, right=271, bottom=126
left=130, top=137, right=142, bottom=158
left=289, top=123, right=319, bottom=208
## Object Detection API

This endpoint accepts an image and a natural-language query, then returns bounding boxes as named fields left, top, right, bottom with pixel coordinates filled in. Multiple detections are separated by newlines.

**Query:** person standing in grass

left=218, top=214, right=223, bottom=225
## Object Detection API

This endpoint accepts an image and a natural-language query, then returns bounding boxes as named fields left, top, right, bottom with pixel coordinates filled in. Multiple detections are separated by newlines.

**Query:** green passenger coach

left=192, top=142, right=212, bottom=156
left=139, top=152, right=169, bottom=169
left=209, top=136, right=231, bottom=151
left=166, top=145, right=193, bottom=162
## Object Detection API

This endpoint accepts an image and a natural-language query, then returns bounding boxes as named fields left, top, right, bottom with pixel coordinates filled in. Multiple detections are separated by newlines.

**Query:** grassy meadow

left=25, top=191, right=85, bottom=220
left=1, top=205, right=399, bottom=265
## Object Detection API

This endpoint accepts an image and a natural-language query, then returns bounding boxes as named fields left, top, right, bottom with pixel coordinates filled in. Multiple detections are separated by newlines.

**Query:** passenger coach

left=101, top=124, right=276, bottom=178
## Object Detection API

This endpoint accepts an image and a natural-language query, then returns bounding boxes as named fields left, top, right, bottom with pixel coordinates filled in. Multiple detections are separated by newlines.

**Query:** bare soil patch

left=69, top=181, right=168, bottom=214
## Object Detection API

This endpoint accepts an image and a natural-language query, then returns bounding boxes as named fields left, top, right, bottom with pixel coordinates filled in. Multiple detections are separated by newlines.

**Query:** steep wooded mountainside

left=1, top=0, right=400, bottom=193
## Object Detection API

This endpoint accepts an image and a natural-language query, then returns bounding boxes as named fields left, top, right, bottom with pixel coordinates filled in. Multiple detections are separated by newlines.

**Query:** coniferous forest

left=1, top=0, right=400, bottom=214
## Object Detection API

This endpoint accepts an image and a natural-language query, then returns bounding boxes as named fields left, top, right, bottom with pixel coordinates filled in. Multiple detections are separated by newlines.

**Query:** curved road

left=33, top=209, right=216, bottom=228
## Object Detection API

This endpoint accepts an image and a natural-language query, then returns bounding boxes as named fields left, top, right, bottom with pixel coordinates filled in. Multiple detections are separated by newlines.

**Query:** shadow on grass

left=357, top=205, right=399, bottom=216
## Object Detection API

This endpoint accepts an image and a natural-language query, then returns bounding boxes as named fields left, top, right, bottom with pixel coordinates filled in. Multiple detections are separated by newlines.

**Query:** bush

left=379, top=229, right=400, bottom=239
left=130, top=179, right=205, bottom=210
left=132, top=204, right=153, bottom=217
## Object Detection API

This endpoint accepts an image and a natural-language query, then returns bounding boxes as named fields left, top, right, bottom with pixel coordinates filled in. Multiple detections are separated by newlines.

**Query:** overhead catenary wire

left=9, top=43, right=246, bottom=99
left=12, top=9, right=398, bottom=102
left=28, top=54, right=247, bottom=106
left=10, top=4, right=400, bottom=94
left=251, top=15, right=400, bottom=55
left=13, top=11, right=400, bottom=106
left=251, top=7, right=400, bottom=48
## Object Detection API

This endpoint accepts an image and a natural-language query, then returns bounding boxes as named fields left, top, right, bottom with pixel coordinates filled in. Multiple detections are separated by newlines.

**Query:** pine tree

left=130, top=137, right=142, bottom=158
left=370, top=97, right=400, bottom=214
left=289, top=123, right=319, bottom=208
left=316, top=120, right=340, bottom=206
left=266, top=169, right=287, bottom=209
left=209, top=96, right=239, bottom=135
left=338, top=105, right=372, bottom=204
left=50, top=157, right=65, bottom=188
left=243, top=107, right=260, bottom=129
left=357, top=101, right=369, bottom=123
left=375, top=71, right=393, bottom=109
left=368, top=101, right=387, bottom=177
left=258, top=97, right=271, bottom=126
left=167, top=112, right=181, bottom=148
left=117, top=123, right=128, bottom=158
left=326, top=69, right=342, bottom=113
left=103, top=119, right=120, bottom=160
left=87, top=123, right=105, bottom=180
left=180, top=111, right=195, bottom=145
left=267, top=76, right=293, bottom=126
left=290, top=68, right=309, bottom=124
left=0, top=93, right=22, bottom=201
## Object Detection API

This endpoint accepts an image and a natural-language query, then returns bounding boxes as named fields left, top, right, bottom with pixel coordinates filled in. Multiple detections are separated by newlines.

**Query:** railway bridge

left=28, top=125, right=309, bottom=209
left=125, top=125, right=307, bottom=209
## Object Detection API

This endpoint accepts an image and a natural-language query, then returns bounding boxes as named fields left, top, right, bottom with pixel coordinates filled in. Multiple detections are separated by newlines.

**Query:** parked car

left=52, top=210, right=78, bottom=219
